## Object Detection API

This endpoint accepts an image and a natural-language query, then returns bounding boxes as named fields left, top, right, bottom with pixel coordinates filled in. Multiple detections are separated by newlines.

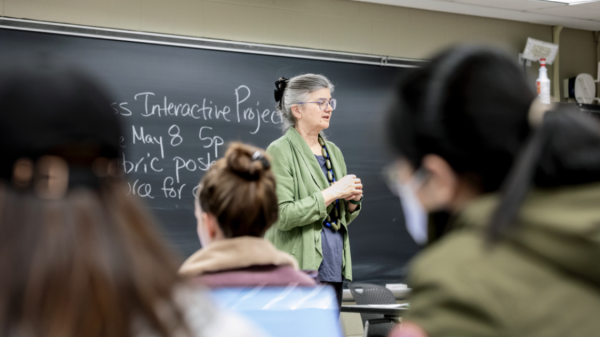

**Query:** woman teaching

left=265, top=74, right=363, bottom=307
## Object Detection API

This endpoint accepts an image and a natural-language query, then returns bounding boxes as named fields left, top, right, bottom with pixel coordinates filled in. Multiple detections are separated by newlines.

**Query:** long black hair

left=387, top=45, right=600, bottom=241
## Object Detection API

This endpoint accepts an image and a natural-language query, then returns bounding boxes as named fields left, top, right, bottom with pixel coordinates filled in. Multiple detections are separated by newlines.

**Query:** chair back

left=348, top=283, right=397, bottom=337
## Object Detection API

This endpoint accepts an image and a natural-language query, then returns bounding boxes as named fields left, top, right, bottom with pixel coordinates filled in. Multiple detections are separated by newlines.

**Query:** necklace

left=319, top=136, right=341, bottom=231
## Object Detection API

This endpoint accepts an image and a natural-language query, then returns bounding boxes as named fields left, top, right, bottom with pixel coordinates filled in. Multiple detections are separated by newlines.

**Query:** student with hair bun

left=386, top=45, right=600, bottom=337
left=179, top=142, right=316, bottom=288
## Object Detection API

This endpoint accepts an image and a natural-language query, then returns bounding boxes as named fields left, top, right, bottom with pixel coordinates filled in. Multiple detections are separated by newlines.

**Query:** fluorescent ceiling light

left=532, top=0, right=600, bottom=5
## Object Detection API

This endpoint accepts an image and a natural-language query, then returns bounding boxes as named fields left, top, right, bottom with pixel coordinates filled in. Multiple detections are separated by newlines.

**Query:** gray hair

left=276, top=74, right=334, bottom=133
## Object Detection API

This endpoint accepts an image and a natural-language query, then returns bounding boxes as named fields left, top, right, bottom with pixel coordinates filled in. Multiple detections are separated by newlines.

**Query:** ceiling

left=354, top=0, right=600, bottom=30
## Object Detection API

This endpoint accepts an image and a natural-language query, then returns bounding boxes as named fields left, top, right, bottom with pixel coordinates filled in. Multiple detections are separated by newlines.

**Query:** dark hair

left=387, top=45, right=600, bottom=241
left=0, top=65, right=122, bottom=183
left=197, top=142, right=278, bottom=238
left=0, top=183, right=192, bottom=337
left=0, top=65, right=192, bottom=337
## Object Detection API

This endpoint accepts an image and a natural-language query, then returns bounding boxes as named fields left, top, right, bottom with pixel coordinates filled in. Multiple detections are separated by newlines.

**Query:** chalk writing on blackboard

left=115, top=85, right=282, bottom=205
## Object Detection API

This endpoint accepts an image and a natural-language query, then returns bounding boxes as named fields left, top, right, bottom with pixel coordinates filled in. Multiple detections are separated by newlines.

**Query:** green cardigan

left=265, top=128, right=361, bottom=281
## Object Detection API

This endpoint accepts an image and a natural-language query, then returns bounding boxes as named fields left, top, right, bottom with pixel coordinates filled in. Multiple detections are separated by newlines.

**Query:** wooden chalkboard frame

left=0, top=17, right=424, bottom=68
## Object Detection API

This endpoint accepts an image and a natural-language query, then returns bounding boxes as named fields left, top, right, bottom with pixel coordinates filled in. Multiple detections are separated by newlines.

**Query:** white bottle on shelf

left=536, top=58, right=551, bottom=104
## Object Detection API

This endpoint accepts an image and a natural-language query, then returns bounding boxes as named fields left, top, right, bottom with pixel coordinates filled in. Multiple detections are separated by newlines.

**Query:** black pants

left=320, top=281, right=343, bottom=309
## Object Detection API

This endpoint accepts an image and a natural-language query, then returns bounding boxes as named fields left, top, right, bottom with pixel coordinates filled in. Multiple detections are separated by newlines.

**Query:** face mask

left=396, top=171, right=428, bottom=246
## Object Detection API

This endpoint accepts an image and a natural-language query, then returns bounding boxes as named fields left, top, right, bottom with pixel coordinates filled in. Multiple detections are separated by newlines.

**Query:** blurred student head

left=387, top=45, right=600, bottom=243
left=195, top=143, right=278, bottom=246
left=0, top=65, right=189, bottom=337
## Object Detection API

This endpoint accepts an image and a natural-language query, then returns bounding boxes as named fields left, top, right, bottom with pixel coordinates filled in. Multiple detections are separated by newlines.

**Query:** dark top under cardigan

left=315, top=155, right=344, bottom=283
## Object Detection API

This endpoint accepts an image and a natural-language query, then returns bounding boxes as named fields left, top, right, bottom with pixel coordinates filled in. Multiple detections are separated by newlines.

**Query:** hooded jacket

left=404, top=183, right=600, bottom=337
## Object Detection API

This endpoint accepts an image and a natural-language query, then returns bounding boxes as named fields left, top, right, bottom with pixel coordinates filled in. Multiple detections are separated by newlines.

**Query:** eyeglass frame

left=294, top=98, right=337, bottom=111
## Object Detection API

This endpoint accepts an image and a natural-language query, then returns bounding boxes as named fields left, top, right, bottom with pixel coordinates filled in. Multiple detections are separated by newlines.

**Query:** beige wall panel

left=405, top=9, right=459, bottom=58
left=210, top=0, right=309, bottom=12
left=358, top=0, right=408, bottom=23
left=501, top=21, right=529, bottom=48
left=306, top=0, right=364, bottom=20
left=4, top=0, right=141, bottom=30
left=257, top=7, right=296, bottom=47
left=261, top=7, right=322, bottom=49
left=322, top=15, right=353, bottom=53
left=422, top=10, right=464, bottom=49
left=526, top=23, right=552, bottom=41
left=372, top=19, right=399, bottom=56
left=345, top=18, right=372, bottom=54
left=560, top=28, right=596, bottom=81
left=98, top=0, right=141, bottom=31
left=397, top=13, right=421, bottom=58
left=440, top=13, right=479, bottom=46
left=201, top=1, right=266, bottom=43
left=139, top=0, right=204, bottom=36
left=474, top=19, right=516, bottom=50
left=4, top=0, right=76, bottom=24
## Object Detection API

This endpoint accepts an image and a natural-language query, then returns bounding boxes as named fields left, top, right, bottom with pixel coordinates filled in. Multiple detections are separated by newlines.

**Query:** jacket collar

left=284, top=128, right=329, bottom=190
left=178, top=237, right=299, bottom=277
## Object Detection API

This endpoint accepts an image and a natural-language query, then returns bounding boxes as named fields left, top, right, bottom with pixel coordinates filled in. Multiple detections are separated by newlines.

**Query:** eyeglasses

left=295, top=98, right=337, bottom=111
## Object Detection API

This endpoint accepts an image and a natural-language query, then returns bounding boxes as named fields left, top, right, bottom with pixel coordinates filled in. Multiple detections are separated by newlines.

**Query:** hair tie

left=274, top=77, right=289, bottom=109
left=528, top=98, right=552, bottom=128
left=252, top=151, right=271, bottom=169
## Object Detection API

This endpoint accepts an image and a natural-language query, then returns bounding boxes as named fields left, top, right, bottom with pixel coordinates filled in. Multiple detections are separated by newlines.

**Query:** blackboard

left=0, top=23, right=420, bottom=284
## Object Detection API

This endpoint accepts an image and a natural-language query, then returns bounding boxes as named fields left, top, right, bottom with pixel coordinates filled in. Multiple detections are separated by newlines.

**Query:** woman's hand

left=321, top=175, right=362, bottom=206
left=345, top=192, right=363, bottom=202
left=345, top=182, right=363, bottom=213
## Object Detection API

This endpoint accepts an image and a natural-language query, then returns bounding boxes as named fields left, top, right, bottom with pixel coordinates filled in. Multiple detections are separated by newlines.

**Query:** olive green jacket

left=406, top=183, right=600, bottom=337
left=265, top=128, right=361, bottom=281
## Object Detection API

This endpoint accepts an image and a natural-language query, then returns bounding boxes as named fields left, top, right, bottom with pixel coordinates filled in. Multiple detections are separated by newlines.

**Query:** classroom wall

left=2, top=0, right=598, bottom=99
left=560, top=28, right=598, bottom=96
left=1, top=0, right=553, bottom=58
